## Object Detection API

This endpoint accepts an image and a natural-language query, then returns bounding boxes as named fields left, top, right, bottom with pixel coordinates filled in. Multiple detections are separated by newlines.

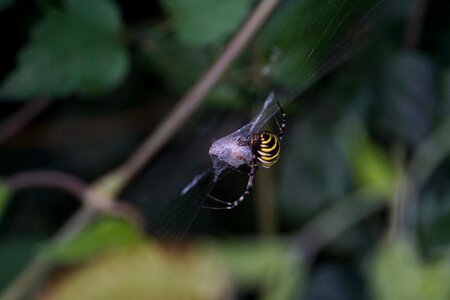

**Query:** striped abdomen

left=252, top=131, right=281, bottom=168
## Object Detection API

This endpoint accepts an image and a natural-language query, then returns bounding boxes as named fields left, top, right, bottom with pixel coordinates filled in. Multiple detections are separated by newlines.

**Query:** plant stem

left=114, top=0, right=281, bottom=190
left=5, top=170, right=141, bottom=222
left=293, top=118, right=450, bottom=262
left=256, top=169, right=277, bottom=236
left=0, top=97, right=49, bottom=144
left=403, top=0, right=429, bottom=48
left=0, top=1, right=281, bottom=299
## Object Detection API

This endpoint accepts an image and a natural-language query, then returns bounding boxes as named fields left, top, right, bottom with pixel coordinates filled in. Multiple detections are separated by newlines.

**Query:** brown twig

left=1, top=171, right=142, bottom=300
left=0, top=207, right=98, bottom=300
left=7, top=170, right=88, bottom=198
left=391, top=118, right=450, bottom=241
left=292, top=188, right=385, bottom=262
left=256, top=169, right=277, bottom=236
left=0, top=1, right=281, bottom=299
left=113, top=0, right=281, bottom=190
left=5, top=170, right=142, bottom=224
left=403, top=0, right=429, bottom=48
left=0, top=97, right=50, bottom=144
left=292, top=118, right=450, bottom=262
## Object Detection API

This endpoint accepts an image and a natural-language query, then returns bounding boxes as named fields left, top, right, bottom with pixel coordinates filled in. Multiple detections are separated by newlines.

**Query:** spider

left=204, top=101, right=286, bottom=209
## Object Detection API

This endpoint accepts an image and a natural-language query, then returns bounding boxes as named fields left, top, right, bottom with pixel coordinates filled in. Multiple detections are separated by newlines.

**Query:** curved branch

left=0, top=1, right=281, bottom=299
left=292, top=118, right=450, bottom=262
left=7, top=170, right=88, bottom=199
left=5, top=170, right=142, bottom=223
left=114, top=0, right=281, bottom=190
left=0, top=97, right=50, bottom=144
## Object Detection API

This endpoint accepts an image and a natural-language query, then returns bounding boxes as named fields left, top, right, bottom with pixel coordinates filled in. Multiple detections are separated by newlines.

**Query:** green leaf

left=161, top=0, right=254, bottom=47
left=47, top=217, right=142, bottom=263
left=280, top=117, right=351, bottom=223
left=138, top=29, right=207, bottom=91
left=258, top=0, right=380, bottom=88
left=0, top=181, right=11, bottom=220
left=338, top=119, right=395, bottom=198
left=1, top=0, right=129, bottom=98
left=44, top=242, right=233, bottom=300
left=0, top=0, right=15, bottom=12
left=371, top=240, right=450, bottom=300
left=211, top=239, right=304, bottom=300
left=206, top=85, right=245, bottom=109
left=375, top=52, right=436, bottom=145
left=0, top=236, right=44, bottom=291
left=419, top=183, right=450, bottom=255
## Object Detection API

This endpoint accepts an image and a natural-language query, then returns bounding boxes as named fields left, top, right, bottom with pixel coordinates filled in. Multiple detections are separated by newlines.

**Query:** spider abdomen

left=252, top=131, right=281, bottom=168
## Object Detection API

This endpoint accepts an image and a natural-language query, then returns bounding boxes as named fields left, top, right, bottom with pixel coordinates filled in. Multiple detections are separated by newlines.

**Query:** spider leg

left=203, top=160, right=257, bottom=210
left=206, top=194, right=234, bottom=205
left=274, top=116, right=282, bottom=132
left=203, top=193, right=238, bottom=209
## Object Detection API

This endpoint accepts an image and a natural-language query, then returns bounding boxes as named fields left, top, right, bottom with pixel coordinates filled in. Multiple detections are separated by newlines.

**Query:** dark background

left=0, top=0, right=449, bottom=299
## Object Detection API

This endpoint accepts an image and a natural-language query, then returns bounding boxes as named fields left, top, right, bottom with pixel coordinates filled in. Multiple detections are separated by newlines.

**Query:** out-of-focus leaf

left=47, top=217, right=142, bottom=263
left=304, top=263, right=363, bottom=300
left=279, top=117, right=351, bottom=223
left=259, top=0, right=379, bottom=88
left=211, top=239, right=304, bottom=300
left=337, top=118, right=395, bottom=198
left=0, top=180, right=11, bottom=219
left=419, top=183, right=450, bottom=256
left=138, top=29, right=207, bottom=90
left=0, top=236, right=42, bottom=291
left=371, top=240, right=450, bottom=300
left=438, top=69, right=450, bottom=123
left=0, top=0, right=15, bottom=12
left=375, top=51, right=436, bottom=145
left=45, top=242, right=233, bottom=300
left=0, top=0, right=129, bottom=98
left=206, top=85, right=245, bottom=109
left=161, top=0, right=254, bottom=47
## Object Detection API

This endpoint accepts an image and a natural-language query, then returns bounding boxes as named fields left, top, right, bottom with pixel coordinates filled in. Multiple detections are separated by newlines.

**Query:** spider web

left=209, top=0, right=386, bottom=180
left=150, top=0, right=389, bottom=245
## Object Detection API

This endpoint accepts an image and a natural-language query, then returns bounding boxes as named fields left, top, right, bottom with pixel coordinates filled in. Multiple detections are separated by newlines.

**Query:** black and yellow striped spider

left=205, top=101, right=286, bottom=210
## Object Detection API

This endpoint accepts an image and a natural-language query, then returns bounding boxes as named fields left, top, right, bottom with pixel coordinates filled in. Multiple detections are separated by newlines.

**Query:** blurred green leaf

left=375, top=51, right=436, bottom=145
left=45, top=242, right=233, bottom=300
left=0, top=0, right=129, bottom=98
left=0, top=0, right=15, bottom=12
left=371, top=240, right=450, bottom=300
left=206, top=85, right=245, bottom=109
left=438, top=69, right=450, bottom=123
left=419, top=184, right=450, bottom=256
left=138, top=29, right=208, bottom=90
left=280, top=117, right=351, bottom=223
left=259, top=0, right=378, bottom=88
left=0, top=236, right=43, bottom=291
left=338, top=119, right=395, bottom=198
left=211, top=239, right=304, bottom=300
left=0, top=180, right=11, bottom=219
left=305, top=263, right=363, bottom=300
left=47, top=217, right=142, bottom=263
left=258, top=0, right=321, bottom=87
left=161, top=0, right=254, bottom=47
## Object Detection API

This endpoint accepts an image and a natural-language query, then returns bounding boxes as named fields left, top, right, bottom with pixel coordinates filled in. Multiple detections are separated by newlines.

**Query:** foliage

left=0, top=0, right=128, bottom=98
left=0, top=180, right=10, bottom=220
left=44, top=242, right=233, bottom=300
left=46, top=217, right=142, bottom=263
left=0, top=0, right=449, bottom=299
left=161, top=0, right=254, bottom=47
left=0, top=0, right=14, bottom=12
left=371, top=240, right=450, bottom=300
